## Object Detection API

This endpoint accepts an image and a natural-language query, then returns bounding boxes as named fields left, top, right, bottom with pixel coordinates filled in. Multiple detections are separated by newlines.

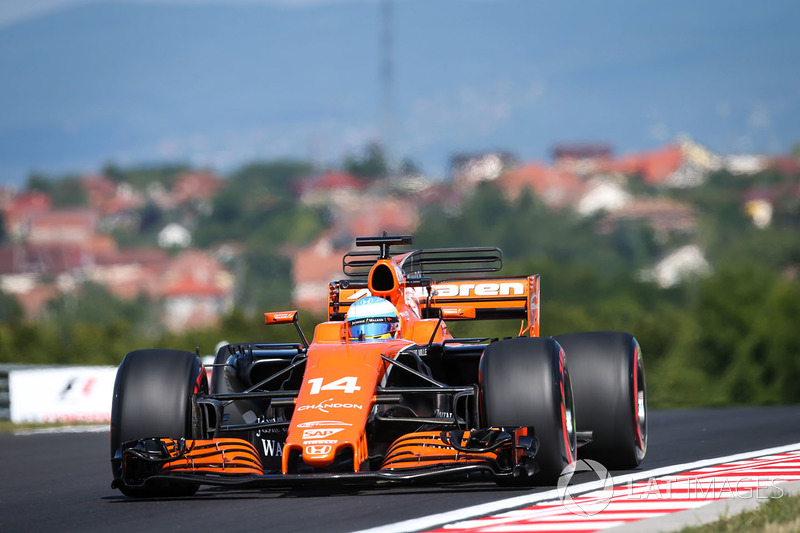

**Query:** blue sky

left=0, top=0, right=798, bottom=183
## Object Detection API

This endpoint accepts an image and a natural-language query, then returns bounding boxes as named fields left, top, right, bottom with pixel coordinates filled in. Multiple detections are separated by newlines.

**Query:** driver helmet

left=346, top=296, right=400, bottom=342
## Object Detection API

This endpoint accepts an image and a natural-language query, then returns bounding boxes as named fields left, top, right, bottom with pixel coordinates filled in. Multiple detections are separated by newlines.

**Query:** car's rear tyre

left=553, top=331, right=646, bottom=469
left=110, top=349, right=207, bottom=497
left=480, top=337, right=576, bottom=484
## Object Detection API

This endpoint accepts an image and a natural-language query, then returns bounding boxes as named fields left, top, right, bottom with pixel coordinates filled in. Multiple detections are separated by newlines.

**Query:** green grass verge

left=680, top=493, right=800, bottom=533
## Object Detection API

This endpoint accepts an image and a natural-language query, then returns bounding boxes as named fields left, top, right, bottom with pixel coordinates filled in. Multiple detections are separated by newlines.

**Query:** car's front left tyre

left=479, top=337, right=577, bottom=485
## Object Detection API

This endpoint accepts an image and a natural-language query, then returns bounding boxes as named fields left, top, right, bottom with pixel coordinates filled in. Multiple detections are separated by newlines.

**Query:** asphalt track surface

left=2, top=406, right=800, bottom=533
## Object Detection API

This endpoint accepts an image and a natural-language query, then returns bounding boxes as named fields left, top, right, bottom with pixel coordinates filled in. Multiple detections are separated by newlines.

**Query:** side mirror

left=264, top=311, right=298, bottom=325
left=264, top=311, right=308, bottom=348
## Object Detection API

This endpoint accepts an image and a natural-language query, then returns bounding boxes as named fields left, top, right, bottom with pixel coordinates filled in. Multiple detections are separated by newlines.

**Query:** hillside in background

left=0, top=138, right=798, bottom=409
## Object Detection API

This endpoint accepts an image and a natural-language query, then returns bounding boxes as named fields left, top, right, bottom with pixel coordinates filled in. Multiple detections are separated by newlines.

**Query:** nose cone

left=282, top=339, right=412, bottom=473
left=293, top=415, right=363, bottom=468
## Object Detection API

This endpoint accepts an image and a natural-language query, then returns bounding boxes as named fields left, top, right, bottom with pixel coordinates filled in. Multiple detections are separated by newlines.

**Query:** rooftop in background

left=551, top=143, right=613, bottom=162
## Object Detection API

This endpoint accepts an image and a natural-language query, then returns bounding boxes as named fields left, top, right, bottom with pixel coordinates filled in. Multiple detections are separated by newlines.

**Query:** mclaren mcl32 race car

left=111, top=235, right=647, bottom=497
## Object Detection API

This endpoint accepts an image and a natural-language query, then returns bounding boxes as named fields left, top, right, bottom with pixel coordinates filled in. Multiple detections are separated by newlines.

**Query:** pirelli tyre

left=110, top=349, right=208, bottom=498
left=479, top=337, right=577, bottom=484
left=553, top=331, right=647, bottom=470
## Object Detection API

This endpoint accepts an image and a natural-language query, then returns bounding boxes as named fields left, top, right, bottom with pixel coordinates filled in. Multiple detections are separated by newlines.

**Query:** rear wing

left=329, top=275, right=541, bottom=337
left=329, top=235, right=541, bottom=336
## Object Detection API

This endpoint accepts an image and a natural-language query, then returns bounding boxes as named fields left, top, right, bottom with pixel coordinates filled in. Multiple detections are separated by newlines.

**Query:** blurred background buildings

left=1, top=2, right=799, bottom=411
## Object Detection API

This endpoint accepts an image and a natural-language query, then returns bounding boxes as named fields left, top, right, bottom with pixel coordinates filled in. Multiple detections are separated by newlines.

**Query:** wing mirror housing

left=264, top=310, right=308, bottom=348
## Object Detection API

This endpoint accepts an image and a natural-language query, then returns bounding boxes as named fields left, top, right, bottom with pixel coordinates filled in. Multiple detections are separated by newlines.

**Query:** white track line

left=353, top=442, right=800, bottom=533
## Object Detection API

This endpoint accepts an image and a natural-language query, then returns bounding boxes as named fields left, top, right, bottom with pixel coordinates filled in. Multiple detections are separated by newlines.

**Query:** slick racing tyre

left=553, top=331, right=647, bottom=469
left=480, top=337, right=577, bottom=484
left=110, top=349, right=207, bottom=497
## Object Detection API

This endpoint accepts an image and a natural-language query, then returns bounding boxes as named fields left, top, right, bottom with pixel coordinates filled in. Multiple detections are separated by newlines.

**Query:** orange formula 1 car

left=111, top=235, right=647, bottom=497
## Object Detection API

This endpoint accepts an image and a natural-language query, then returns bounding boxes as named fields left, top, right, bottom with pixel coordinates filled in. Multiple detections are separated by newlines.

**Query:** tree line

left=1, top=157, right=798, bottom=409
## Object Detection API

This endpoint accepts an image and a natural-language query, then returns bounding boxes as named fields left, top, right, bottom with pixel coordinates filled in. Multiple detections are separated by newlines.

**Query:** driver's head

left=345, top=296, right=400, bottom=342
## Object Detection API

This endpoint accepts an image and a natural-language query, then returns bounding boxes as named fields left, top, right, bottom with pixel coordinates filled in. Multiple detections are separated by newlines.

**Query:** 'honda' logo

left=305, top=444, right=332, bottom=456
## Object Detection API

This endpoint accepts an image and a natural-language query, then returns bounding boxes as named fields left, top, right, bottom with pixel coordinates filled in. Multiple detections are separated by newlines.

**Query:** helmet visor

left=348, top=317, right=398, bottom=342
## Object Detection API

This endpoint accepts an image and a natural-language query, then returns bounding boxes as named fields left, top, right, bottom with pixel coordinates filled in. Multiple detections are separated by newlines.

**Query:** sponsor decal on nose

left=296, top=420, right=352, bottom=428
left=302, top=428, right=344, bottom=440
left=305, top=444, right=332, bottom=456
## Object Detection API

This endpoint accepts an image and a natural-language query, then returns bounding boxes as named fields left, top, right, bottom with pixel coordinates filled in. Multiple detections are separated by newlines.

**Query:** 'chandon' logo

left=296, top=398, right=364, bottom=414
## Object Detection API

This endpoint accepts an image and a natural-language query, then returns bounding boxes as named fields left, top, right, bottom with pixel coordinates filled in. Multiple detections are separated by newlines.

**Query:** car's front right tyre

left=110, top=349, right=206, bottom=497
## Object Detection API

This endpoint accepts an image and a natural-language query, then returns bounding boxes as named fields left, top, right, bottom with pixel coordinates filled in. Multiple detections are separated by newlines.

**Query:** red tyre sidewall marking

left=558, top=347, right=574, bottom=464
left=632, top=343, right=643, bottom=451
